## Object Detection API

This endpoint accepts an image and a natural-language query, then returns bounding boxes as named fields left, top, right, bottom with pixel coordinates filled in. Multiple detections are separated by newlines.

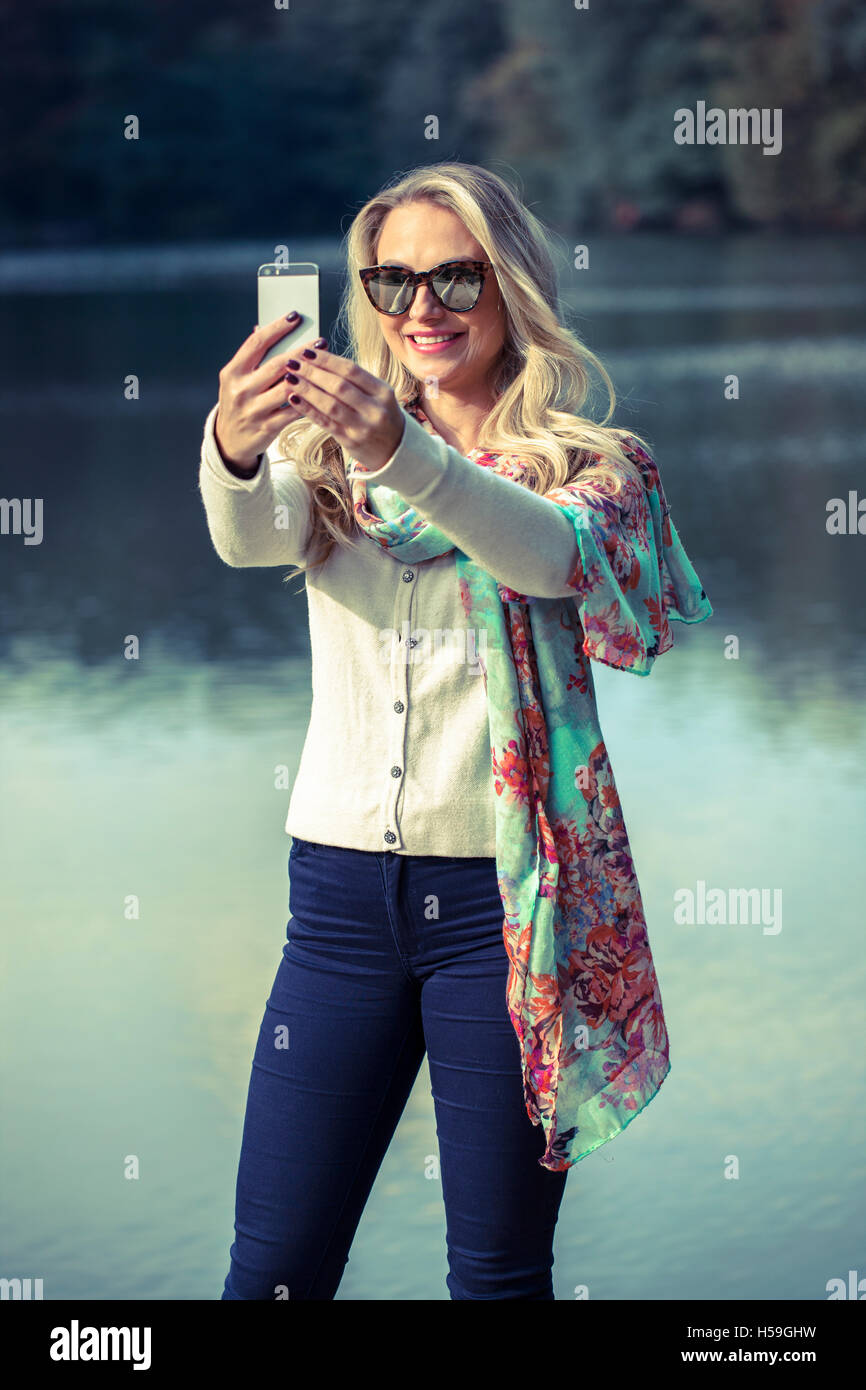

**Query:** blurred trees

left=0, top=0, right=863, bottom=245
left=463, top=0, right=716, bottom=230
left=697, top=0, right=866, bottom=227
left=468, top=0, right=866, bottom=230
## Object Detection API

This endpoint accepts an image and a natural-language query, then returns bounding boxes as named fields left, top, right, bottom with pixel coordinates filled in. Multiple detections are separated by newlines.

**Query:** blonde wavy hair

left=274, top=160, right=652, bottom=584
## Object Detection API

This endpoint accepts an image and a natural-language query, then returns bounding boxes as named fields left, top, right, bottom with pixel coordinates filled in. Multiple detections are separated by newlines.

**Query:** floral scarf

left=347, top=392, right=713, bottom=1171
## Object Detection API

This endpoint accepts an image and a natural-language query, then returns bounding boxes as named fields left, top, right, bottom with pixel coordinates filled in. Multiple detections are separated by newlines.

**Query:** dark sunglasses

left=358, top=259, right=493, bottom=315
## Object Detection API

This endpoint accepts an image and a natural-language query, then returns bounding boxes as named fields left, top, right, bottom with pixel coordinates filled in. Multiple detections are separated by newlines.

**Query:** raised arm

left=198, top=402, right=313, bottom=568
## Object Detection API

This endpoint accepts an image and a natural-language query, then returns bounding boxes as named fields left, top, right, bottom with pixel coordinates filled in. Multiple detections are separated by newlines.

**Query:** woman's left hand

left=284, top=346, right=406, bottom=472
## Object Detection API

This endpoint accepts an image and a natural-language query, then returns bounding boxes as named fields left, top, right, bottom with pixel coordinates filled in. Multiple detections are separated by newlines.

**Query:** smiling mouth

left=405, top=332, right=464, bottom=344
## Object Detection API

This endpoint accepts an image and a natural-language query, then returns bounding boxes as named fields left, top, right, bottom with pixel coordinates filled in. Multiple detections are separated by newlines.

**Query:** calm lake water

left=1, top=235, right=864, bottom=1300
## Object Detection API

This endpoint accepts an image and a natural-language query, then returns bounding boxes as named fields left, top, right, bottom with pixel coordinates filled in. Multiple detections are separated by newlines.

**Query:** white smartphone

left=256, top=262, right=320, bottom=366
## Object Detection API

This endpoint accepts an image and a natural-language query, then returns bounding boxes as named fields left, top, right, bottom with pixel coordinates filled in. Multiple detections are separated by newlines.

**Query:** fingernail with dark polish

left=289, top=394, right=302, bottom=404
left=284, top=372, right=299, bottom=384
left=313, top=337, right=327, bottom=348
left=286, top=358, right=300, bottom=369
left=285, top=311, right=300, bottom=322
left=302, top=348, right=317, bottom=360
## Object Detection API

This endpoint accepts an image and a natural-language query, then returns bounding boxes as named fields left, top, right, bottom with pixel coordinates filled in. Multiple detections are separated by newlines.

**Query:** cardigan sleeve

left=198, top=402, right=313, bottom=567
left=351, top=408, right=582, bottom=600
left=542, top=434, right=713, bottom=676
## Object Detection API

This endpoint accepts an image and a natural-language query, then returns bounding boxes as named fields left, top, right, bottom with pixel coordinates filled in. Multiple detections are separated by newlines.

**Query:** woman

left=199, top=161, right=712, bottom=1301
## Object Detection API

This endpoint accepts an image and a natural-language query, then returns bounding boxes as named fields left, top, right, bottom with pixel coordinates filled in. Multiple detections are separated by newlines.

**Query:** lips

left=405, top=331, right=465, bottom=353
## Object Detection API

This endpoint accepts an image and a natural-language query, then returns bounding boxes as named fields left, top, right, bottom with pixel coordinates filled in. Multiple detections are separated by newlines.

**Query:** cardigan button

left=401, top=568, right=415, bottom=582
left=384, top=829, right=397, bottom=844
left=393, top=700, right=404, bottom=713
left=407, top=637, right=417, bottom=648
left=391, top=765, right=402, bottom=778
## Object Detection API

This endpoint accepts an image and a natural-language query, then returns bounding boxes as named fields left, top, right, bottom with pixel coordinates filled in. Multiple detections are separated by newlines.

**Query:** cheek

left=477, top=313, right=505, bottom=356
left=384, top=324, right=408, bottom=355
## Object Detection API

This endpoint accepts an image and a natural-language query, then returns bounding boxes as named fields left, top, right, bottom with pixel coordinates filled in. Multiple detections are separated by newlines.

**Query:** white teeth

left=410, top=334, right=458, bottom=343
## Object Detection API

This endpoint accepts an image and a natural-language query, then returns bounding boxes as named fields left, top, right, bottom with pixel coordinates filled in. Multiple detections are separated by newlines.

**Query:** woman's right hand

left=213, top=313, right=324, bottom=473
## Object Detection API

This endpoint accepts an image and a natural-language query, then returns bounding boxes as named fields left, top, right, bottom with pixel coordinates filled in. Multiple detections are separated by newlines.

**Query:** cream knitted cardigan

left=198, top=400, right=581, bottom=856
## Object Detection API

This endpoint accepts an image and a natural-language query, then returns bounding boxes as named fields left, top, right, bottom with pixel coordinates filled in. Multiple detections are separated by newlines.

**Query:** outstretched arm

left=198, top=402, right=313, bottom=568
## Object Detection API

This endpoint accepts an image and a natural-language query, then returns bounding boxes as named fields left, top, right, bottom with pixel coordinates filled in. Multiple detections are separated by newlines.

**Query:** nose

left=408, top=283, right=446, bottom=319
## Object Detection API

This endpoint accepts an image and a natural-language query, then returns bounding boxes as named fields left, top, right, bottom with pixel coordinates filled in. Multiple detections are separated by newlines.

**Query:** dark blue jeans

left=220, top=837, right=568, bottom=1300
